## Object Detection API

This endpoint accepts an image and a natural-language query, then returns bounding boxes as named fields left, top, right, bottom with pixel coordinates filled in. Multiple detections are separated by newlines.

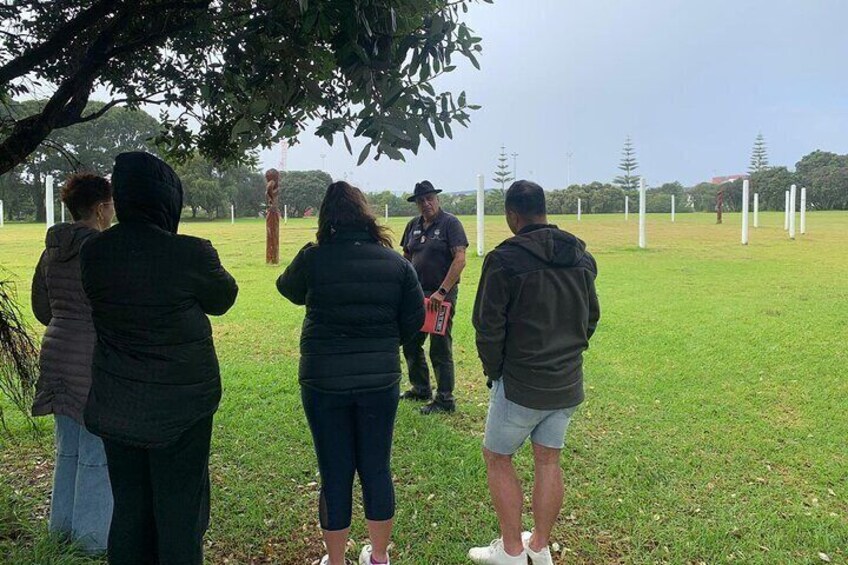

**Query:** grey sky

left=261, top=0, right=848, bottom=193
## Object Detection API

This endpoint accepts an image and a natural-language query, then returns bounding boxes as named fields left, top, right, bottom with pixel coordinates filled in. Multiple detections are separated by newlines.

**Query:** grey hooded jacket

left=472, top=224, right=600, bottom=410
left=32, top=222, right=100, bottom=423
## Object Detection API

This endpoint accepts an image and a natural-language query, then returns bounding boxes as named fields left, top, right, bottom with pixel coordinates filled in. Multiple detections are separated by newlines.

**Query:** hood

left=44, top=222, right=98, bottom=263
left=112, top=152, right=183, bottom=233
left=500, top=225, right=587, bottom=267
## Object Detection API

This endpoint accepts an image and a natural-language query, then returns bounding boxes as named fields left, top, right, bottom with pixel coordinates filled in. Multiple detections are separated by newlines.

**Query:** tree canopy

left=0, top=1, right=487, bottom=176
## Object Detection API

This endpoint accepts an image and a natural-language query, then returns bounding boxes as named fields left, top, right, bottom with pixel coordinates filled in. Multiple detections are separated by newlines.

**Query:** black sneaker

left=400, top=388, right=432, bottom=402
left=420, top=399, right=456, bottom=415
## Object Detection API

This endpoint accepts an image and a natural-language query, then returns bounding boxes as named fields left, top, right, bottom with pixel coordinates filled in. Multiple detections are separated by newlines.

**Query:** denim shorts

left=483, top=379, right=578, bottom=455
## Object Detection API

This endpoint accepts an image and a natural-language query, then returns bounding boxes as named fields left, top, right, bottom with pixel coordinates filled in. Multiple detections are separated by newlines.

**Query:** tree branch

left=0, top=8, right=135, bottom=175
left=0, top=0, right=120, bottom=84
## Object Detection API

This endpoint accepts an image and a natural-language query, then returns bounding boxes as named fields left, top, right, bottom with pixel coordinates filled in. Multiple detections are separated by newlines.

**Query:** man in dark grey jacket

left=468, top=181, right=600, bottom=565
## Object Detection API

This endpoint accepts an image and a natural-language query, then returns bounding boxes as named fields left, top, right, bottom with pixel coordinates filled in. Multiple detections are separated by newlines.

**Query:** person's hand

left=429, top=290, right=445, bottom=312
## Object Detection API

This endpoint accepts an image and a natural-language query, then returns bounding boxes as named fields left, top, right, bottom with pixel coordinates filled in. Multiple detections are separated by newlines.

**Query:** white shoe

left=319, top=556, right=330, bottom=565
left=521, top=532, right=554, bottom=565
left=468, top=538, right=527, bottom=564
left=359, top=544, right=390, bottom=565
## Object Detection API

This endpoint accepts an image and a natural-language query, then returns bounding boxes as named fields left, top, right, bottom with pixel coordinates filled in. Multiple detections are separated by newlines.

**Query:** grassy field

left=1, top=211, right=847, bottom=564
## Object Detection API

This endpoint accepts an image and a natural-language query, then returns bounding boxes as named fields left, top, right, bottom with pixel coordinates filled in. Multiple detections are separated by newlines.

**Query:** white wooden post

left=61, top=202, right=66, bottom=223
left=284, top=204, right=288, bottom=224
left=638, top=178, right=647, bottom=249
left=741, top=179, right=750, bottom=245
left=753, top=193, right=759, bottom=228
left=800, top=187, right=807, bottom=234
left=789, top=184, right=796, bottom=239
left=784, top=190, right=790, bottom=231
left=45, top=175, right=55, bottom=229
left=385, top=204, right=389, bottom=221
left=577, top=198, right=582, bottom=221
left=476, top=174, right=485, bottom=257
left=624, top=196, right=629, bottom=221
left=0, top=200, right=4, bottom=227
left=230, top=204, right=235, bottom=224
left=671, top=194, right=676, bottom=222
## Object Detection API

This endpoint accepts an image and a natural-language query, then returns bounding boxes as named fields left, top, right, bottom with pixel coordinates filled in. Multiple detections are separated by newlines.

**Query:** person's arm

left=585, top=256, right=600, bottom=339
left=31, top=251, right=52, bottom=326
left=193, top=240, right=239, bottom=316
left=472, top=254, right=511, bottom=381
left=276, top=244, right=311, bottom=305
left=400, top=220, right=413, bottom=261
left=429, top=217, right=469, bottom=310
left=398, top=261, right=426, bottom=344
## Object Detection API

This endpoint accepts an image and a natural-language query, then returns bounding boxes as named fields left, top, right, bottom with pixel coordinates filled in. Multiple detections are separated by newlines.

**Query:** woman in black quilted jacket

left=278, top=182, right=425, bottom=565
left=80, top=152, right=238, bottom=565
left=31, top=173, right=115, bottom=554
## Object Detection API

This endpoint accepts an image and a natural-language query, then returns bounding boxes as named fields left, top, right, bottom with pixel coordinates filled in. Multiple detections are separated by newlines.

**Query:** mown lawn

left=1, top=211, right=846, bottom=564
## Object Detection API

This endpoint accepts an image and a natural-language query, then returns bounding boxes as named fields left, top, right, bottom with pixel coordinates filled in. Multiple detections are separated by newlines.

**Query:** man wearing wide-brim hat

left=400, top=180, right=468, bottom=414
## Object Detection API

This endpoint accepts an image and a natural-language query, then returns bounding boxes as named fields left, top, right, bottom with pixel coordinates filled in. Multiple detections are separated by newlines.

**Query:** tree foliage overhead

left=0, top=0, right=489, bottom=176
left=614, top=135, right=640, bottom=191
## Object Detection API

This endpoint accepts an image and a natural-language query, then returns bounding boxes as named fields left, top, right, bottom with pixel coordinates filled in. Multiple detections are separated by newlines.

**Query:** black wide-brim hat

left=407, top=180, right=443, bottom=202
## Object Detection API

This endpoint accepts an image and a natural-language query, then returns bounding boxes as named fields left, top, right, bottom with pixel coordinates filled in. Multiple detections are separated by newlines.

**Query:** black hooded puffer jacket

left=31, top=223, right=100, bottom=423
left=81, top=152, right=238, bottom=448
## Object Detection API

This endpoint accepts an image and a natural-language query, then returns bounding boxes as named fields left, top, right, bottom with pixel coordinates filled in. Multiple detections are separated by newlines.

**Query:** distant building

left=711, top=174, right=750, bottom=185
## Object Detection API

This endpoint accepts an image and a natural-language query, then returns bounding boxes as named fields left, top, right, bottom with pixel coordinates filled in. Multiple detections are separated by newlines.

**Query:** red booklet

left=421, top=298, right=452, bottom=336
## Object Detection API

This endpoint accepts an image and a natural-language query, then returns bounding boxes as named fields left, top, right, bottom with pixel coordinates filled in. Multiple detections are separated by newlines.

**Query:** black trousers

left=301, top=383, right=399, bottom=531
left=402, top=290, right=457, bottom=399
left=102, top=416, right=213, bottom=565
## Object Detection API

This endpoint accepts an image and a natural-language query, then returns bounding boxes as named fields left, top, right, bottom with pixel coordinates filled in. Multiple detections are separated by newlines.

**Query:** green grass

left=1, top=212, right=847, bottom=564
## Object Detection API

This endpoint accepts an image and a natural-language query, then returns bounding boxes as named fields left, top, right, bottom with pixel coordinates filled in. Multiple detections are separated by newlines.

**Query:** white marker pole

left=284, top=204, right=288, bottom=224
left=784, top=191, right=790, bottom=231
left=476, top=174, right=485, bottom=257
left=45, top=175, right=55, bottom=229
left=385, top=204, right=389, bottom=222
left=741, top=179, right=750, bottom=245
left=671, top=194, right=676, bottom=222
left=230, top=204, right=235, bottom=224
left=800, top=187, right=807, bottom=234
left=789, top=184, right=796, bottom=240
left=61, top=202, right=66, bottom=223
left=638, top=178, right=647, bottom=249
left=577, top=198, right=582, bottom=222
left=624, top=196, right=629, bottom=221
left=753, top=193, right=759, bottom=228
left=0, top=200, right=4, bottom=227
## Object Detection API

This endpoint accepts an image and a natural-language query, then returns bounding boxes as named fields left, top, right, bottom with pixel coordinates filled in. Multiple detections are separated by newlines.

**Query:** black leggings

left=301, top=383, right=399, bottom=531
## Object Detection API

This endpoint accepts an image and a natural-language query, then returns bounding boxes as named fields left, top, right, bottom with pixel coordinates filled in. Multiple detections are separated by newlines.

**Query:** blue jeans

left=51, top=414, right=113, bottom=554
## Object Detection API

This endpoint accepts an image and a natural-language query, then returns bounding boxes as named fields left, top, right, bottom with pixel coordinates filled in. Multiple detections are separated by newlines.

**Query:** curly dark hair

left=60, top=173, right=112, bottom=221
left=317, top=181, right=392, bottom=248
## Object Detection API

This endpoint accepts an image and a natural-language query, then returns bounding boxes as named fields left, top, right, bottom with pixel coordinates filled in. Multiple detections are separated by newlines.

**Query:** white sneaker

left=359, top=544, right=390, bottom=565
left=319, top=556, right=330, bottom=565
left=521, top=532, right=554, bottom=565
left=468, top=538, right=527, bottom=564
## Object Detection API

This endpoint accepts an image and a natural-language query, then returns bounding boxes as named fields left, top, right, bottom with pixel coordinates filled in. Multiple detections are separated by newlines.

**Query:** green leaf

left=357, top=143, right=371, bottom=166
left=343, top=133, right=352, bottom=154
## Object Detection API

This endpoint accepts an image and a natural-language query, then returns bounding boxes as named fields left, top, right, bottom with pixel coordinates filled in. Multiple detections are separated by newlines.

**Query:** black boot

left=400, top=388, right=432, bottom=402
left=420, top=393, right=456, bottom=415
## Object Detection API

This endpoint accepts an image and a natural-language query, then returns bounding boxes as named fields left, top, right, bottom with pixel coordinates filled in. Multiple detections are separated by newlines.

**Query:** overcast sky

left=259, top=0, right=848, bottom=193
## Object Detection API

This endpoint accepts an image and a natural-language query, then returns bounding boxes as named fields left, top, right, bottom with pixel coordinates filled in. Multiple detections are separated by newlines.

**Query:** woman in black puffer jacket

left=277, top=181, right=425, bottom=565
left=31, top=173, right=115, bottom=554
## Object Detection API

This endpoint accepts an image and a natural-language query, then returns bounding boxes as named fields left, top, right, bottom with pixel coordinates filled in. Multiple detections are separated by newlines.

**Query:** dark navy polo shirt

left=401, top=210, right=469, bottom=292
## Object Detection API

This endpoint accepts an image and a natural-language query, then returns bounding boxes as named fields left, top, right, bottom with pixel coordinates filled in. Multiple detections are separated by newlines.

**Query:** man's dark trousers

left=102, top=415, right=213, bottom=565
left=402, top=290, right=457, bottom=400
